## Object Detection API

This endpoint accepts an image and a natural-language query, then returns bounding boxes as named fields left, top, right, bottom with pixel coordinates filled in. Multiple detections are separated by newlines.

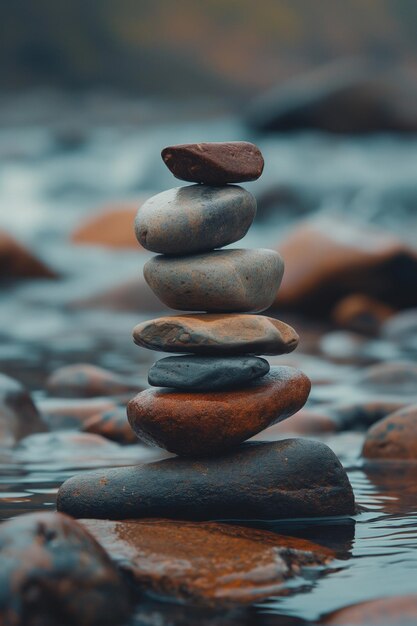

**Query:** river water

left=1, top=97, right=417, bottom=624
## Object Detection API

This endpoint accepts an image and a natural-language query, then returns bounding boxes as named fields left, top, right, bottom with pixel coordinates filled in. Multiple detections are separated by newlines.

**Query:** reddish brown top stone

left=161, top=141, right=264, bottom=185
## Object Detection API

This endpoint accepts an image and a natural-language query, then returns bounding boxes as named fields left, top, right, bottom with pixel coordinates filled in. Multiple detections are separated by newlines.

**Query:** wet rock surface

left=82, top=518, right=333, bottom=607
left=144, top=248, right=284, bottom=312
left=72, top=203, right=141, bottom=249
left=323, top=594, right=417, bottom=625
left=0, top=373, right=46, bottom=445
left=362, top=405, right=417, bottom=460
left=0, top=230, right=56, bottom=280
left=135, top=185, right=256, bottom=254
left=161, top=142, right=264, bottom=185
left=148, top=355, right=270, bottom=390
left=133, top=314, right=299, bottom=355
left=57, top=439, right=355, bottom=520
left=246, top=60, right=417, bottom=134
left=0, top=512, right=131, bottom=626
left=82, top=406, right=138, bottom=444
left=73, top=275, right=169, bottom=313
left=128, top=366, right=311, bottom=456
left=275, top=220, right=417, bottom=314
left=37, top=397, right=119, bottom=430
left=46, top=363, right=141, bottom=398
left=358, top=362, right=417, bottom=395
left=331, top=294, right=395, bottom=336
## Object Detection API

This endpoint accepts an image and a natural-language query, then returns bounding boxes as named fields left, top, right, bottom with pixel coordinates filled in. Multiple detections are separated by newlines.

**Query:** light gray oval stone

left=144, top=248, right=284, bottom=313
left=135, top=185, right=256, bottom=255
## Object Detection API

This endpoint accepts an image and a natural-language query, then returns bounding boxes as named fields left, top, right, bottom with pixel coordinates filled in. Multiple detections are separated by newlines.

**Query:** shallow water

left=2, top=99, right=417, bottom=624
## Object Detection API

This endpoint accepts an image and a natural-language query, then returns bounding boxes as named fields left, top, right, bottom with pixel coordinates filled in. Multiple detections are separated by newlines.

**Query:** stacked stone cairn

left=57, top=142, right=355, bottom=521
left=128, top=141, right=311, bottom=456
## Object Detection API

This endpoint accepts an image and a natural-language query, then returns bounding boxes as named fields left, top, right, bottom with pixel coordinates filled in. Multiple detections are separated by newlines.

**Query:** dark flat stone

left=135, top=185, right=256, bottom=255
left=161, top=142, right=264, bottom=185
left=57, top=439, right=355, bottom=520
left=148, top=355, right=270, bottom=390
left=144, top=248, right=284, bottom=313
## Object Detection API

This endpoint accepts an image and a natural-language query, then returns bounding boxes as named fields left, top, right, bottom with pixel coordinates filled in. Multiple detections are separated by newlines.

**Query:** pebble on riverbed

left=133, top=314, right=299, bottom=355
left=274, top=220, right=417, bottom=314
left=72, top=202, right=144, bottom=249
left=0, top=372, right=46, bottom=445
left=82, top=406, right=139, bottom=444
left=0, top=512, right=131, bottom=626
left=82, top=518, right=333, bottom=607
left=362, top=404, right=417, bottom=460
left=57, top=439, right=355, bottom=520
left=0, top=230, right=56, bottom=280
left=45, top=363, right=142, bottom=398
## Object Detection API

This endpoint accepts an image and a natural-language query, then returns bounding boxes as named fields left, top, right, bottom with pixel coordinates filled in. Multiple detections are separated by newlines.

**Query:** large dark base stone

left=57, top=439, right=356, bottom=521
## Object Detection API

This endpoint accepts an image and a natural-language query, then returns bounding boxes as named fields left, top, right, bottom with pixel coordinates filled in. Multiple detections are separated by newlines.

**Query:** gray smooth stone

left=148, top=355, right=270, bottom=390
left=135, top=185, right=256, bottom=255
left=144, top=248, right=284, bottom=313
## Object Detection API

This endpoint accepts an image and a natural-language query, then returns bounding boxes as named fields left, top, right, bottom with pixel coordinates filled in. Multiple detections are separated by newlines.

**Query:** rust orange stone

left=82, top=518, right=333, bottom=607
left=127, top=365, right=311, bottom=456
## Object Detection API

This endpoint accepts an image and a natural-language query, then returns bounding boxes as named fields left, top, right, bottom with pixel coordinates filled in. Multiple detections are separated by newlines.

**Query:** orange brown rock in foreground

left=82, top=518, right=333, bottom=607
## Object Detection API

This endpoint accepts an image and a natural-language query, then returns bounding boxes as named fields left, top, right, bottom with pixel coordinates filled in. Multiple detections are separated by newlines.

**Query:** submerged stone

left=144, top=248, right=284, bottom=312
left=0, top=512, right=130, bottom=626
left=82, top=518, right=333, bottom=607
left=135, top=185, right=256, bottom=255
left=128, top=366, right=310, bottom=456
left=57, top=439, right=355, bottom=520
